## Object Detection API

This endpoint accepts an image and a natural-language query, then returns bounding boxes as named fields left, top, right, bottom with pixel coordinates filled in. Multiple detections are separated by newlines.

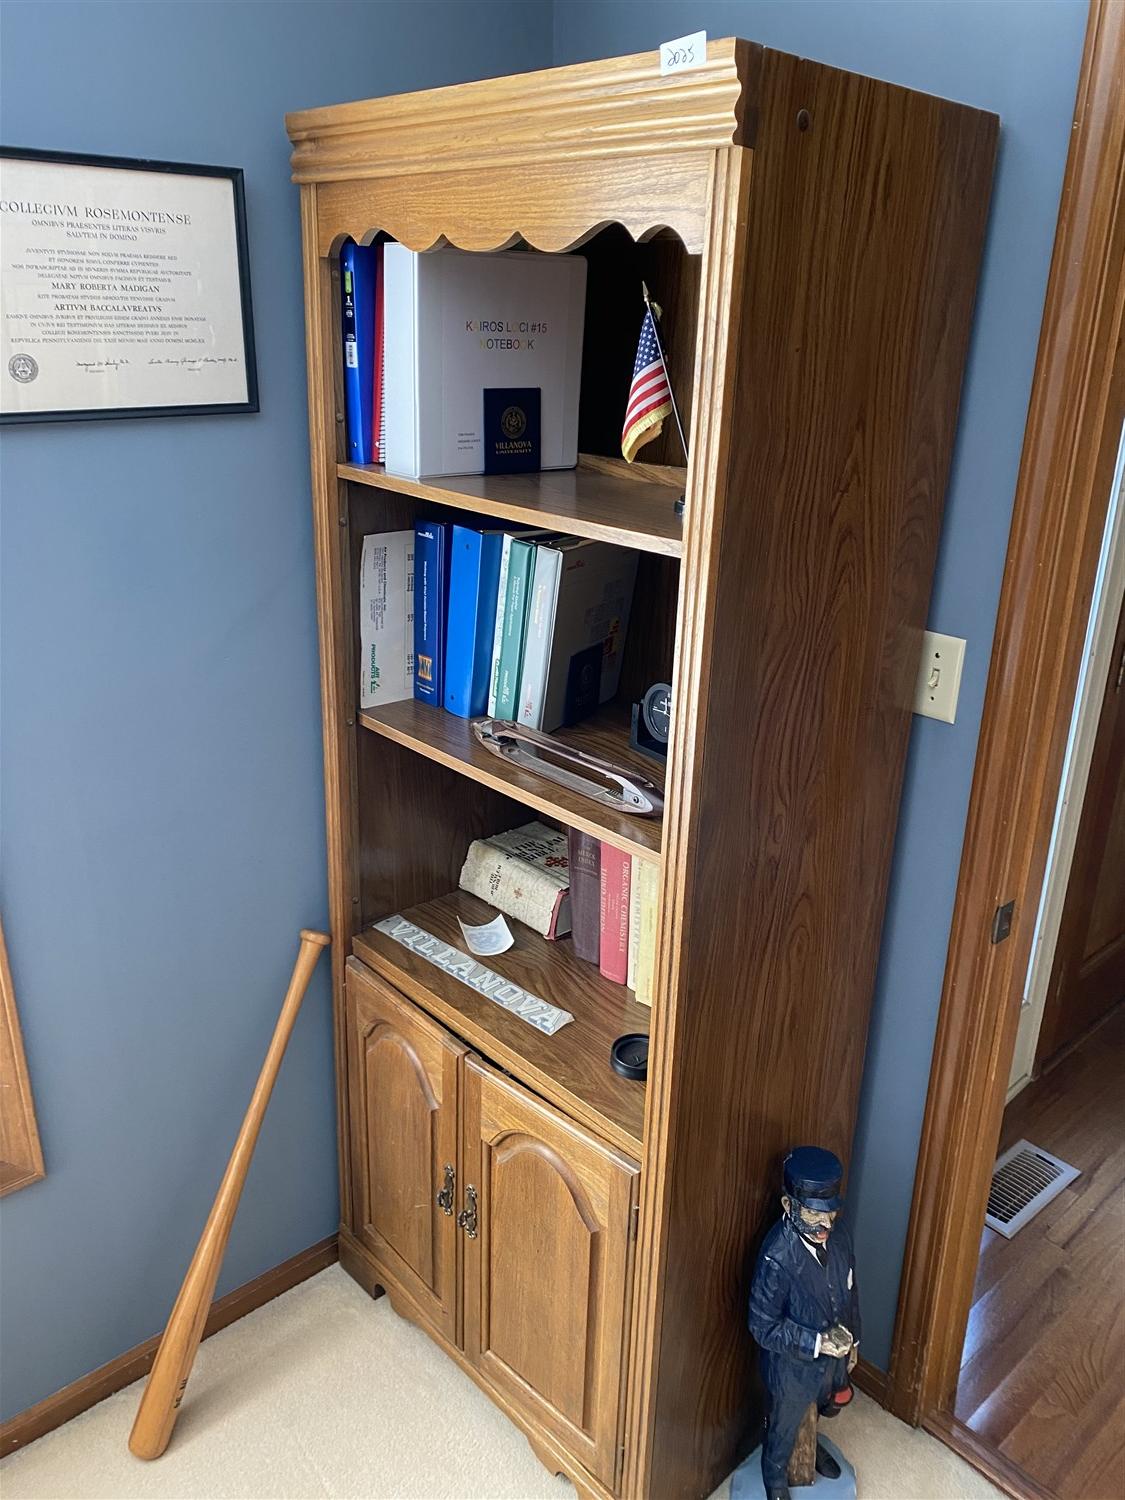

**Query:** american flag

left=621, top=307, right=672, bottom=463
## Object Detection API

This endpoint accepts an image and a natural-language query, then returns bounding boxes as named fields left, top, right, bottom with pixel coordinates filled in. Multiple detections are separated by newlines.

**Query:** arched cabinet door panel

left=345, top=958, right=465, bottom=1345
left=462, top=1055, right=639, bottom=1490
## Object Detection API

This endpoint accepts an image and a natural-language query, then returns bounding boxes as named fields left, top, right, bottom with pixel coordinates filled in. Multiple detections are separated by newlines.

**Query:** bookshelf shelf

left=358, top=698, right=663, bottom=864
left=352, top=888, right=649, bottom=1155
left=338, top=455, right=685, bottom=558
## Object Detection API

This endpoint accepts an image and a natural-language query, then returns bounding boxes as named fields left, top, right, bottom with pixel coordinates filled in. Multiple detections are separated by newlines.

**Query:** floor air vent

left=984, top=1139, right=1080, bottom=1239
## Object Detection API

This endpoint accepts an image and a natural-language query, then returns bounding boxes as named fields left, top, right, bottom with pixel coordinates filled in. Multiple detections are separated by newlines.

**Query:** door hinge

left=991, top=900, right=1015, bottom=945
left=630, top=1203, right=640, bottom=1241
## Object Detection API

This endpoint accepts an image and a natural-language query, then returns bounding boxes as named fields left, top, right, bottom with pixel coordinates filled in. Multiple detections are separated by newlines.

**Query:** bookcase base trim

left=337, top=1226, right=614, bottom=1500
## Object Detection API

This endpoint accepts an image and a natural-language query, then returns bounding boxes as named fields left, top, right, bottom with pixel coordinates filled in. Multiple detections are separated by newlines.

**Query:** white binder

left=383, top=245, right=587, bottom=479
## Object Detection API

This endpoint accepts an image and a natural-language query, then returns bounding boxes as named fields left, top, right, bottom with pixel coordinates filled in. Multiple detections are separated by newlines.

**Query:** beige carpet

left=1, top=1266, right=1001, bottom=1500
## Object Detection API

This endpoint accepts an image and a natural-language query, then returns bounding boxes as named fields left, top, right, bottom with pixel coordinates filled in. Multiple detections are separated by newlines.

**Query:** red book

left=568, top=829, right=601, bottom=964
left=372, top=242, right=386, bottom=462
left=599, top=843, right=631, bottom=984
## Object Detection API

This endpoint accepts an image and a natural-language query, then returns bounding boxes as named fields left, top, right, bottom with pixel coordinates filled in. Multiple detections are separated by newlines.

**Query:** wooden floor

left=954, top=1003, right=1125, bottom=1499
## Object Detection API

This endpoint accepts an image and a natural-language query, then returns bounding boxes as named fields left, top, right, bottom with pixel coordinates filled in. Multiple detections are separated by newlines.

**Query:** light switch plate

left=914, top=630, right=966, bottom=723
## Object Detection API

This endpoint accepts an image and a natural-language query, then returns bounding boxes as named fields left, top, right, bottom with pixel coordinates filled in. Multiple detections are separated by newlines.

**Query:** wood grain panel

left=338, top=1224, right=617, bottom=1500
left=340, top=456, right=685, bottom=557
left=463, top=1057, right=639, bottom=1490
left=356, top=720, right=525, bottom=924
left=299, top=190, right=361, bottom=1223
left=287, top=40, right=756, bottom=184
left=352, top=888, right=649, bottom=1156
left=634, top=54, right=997, bottom=1497
left=357, top=700, right=664, bottom=867
left=345, top=963, right=464, bottom=1345
left=311, top=154, right=716, bottom=257
left=487, top=1137, right=595, bottom=1429
left=954, top=1008, right=1125, bottom=1498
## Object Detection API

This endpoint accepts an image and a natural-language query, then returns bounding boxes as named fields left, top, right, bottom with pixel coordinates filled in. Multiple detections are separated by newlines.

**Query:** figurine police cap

left=783, top=1146, right=844, bottom=1213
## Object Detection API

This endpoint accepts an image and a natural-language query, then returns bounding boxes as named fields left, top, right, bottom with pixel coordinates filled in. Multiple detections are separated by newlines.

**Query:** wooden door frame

left=884, top=0, right=1124, bottom=1449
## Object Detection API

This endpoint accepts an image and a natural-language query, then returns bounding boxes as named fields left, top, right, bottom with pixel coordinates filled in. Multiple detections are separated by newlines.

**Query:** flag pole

left=642, top=280, right=689, bottom=461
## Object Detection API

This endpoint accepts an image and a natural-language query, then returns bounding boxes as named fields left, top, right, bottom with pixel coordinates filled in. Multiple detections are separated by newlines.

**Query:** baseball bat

left=128, top=928, right=330, bottom=1461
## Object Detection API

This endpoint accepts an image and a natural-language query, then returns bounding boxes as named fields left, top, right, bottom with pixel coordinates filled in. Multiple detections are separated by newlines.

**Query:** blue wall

left=0, top=0, right=551, bottom=1422
left=0, top=0, right=1090, bottom=1423
left=552, top=0, right=1088, bottom=1368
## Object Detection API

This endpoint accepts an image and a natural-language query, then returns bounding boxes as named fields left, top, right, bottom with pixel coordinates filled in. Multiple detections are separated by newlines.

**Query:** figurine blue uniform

left=748, top=1147, right=860, bottom=1500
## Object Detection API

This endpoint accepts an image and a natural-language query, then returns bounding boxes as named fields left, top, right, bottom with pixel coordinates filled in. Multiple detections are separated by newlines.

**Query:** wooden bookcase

left=287, top=41, right=996, bottom=1500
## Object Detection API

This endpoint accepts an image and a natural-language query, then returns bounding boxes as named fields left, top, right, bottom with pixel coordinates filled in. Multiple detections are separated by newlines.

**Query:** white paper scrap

left=458, top=913, right=514, bottom=957
left=660, top=31, right=706, bottom=75
left=373, top=916, right=573, bottom=1035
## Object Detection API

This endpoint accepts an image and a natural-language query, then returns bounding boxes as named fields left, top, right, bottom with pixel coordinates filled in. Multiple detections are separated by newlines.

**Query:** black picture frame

left=0, top=146, right=259, bottom=424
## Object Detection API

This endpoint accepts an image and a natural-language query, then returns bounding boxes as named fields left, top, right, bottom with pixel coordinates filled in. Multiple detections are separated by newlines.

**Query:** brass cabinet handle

left=436, top=1163, right=455, bottom=1216
left=457, top=1184, right=478, bottom=1239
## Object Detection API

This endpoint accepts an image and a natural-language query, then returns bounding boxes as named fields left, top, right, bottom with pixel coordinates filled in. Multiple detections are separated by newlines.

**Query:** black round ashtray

left=611, top=1033, right=649, bottom=1081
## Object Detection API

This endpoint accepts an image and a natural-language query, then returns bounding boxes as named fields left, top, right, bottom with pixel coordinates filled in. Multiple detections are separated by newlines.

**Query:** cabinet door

left=461, top=1056, right=639, bottom=1490
left=345, top=960, right=465, bottom=1345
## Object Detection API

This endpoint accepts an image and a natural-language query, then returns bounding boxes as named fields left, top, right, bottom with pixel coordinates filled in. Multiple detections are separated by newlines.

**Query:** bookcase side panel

left=636, top=56, right=997, bottom=1499
left=624, top=142, right=756, bottom=1500
left=300, top=184, right=363, bottom=1226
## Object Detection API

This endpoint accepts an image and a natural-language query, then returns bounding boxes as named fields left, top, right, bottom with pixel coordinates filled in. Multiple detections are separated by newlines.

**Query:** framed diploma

left=0, top=148, right=258, bottom=422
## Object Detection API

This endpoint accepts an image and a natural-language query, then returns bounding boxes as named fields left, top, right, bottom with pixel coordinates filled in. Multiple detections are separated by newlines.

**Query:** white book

left=539, top=542, right=640, bottom=732
left=359, top=531, right=414, bottom=710
left=487, top=532, right=515, bottom=717
left=517, top=536, right=582, bottom=728
left=627, top=855, right=641, bottom=991
left=383, top=245, right=587, bottom=479
left=459, top=821, right=572, bottom=940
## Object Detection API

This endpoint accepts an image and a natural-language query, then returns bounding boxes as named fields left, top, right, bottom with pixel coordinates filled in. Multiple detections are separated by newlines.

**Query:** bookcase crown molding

left=286, top=38, right=756, bottom=187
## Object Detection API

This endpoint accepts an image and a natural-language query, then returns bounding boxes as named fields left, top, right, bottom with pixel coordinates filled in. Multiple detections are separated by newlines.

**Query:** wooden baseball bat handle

left=128, top=929, right=330, bottom=1460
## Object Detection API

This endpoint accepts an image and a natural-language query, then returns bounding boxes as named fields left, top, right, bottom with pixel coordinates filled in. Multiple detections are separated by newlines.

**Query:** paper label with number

left=660, top=31, right=706, bottom=76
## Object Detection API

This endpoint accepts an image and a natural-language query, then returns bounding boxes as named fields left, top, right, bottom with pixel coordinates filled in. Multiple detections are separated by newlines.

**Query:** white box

left=359, top=531, right=414, bottom=710
left=383, top=246, right=587, bottom=479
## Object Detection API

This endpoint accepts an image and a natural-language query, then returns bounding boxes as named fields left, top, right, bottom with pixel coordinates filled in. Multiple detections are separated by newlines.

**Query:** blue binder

left=340, top=241, right=377, bottom=465
left=444, top=525, right=507, bottom=718
left=414, top=520, right=452, bottom=706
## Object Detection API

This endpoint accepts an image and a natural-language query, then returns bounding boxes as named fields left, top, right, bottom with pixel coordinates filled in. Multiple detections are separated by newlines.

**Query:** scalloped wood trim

left=312, top=152, right=717, bottom=257
left=287, top=38, right=758, bottom=187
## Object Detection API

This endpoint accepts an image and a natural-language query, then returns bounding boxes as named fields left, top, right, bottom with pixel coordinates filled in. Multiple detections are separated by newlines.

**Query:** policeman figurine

left=747, top=1146, right=859, bottom=1499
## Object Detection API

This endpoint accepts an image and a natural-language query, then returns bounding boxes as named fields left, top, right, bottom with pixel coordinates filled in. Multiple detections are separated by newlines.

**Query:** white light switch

left=913, top=630, right=965, bottom=724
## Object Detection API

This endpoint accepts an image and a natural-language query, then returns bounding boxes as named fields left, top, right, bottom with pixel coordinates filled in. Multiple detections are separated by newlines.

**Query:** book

left=359, top=531, right=414, bottom=710
left=487, top=532, right=516, bottom=717
left=340, top=240, right=378, bottom=465
left=517, top=535, right=583, bottom=728
left=459, top=821, right=571, bottom=940
left=494, top=536, right=537, bottom=721
left=372, top=242, right=386, bottom=462
left=627, top=854, right=641, bottom=990
left=599, top=843, right=631, bottom=984
left=382, top=245, right=587, bottom=478
left=567, top=829, right=601, bottom=964
left=538, top=542, right=640, bottom=732
left=444, top=524, right=508, bottom=719
left=487, top=528, right=552, bottom=716
left=483, top=386, right=541, bottom=473
left=633, top=858, right=660, bottom=1007
left=414, top=519, right=452, bottom=706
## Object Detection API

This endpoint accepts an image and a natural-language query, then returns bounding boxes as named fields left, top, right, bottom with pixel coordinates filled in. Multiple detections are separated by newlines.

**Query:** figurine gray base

left=730, top=1435, right=855, bottom=1500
